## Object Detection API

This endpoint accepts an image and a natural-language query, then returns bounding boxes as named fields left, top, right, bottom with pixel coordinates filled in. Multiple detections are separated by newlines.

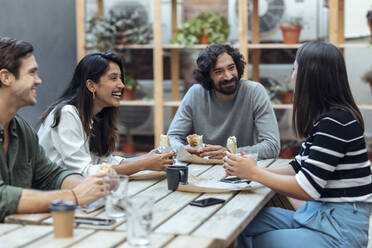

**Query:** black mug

left=166, top=165, right=188, bottom=191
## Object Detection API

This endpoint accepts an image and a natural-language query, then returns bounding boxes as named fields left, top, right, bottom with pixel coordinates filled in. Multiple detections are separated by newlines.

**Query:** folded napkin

left=177, top=175, right=263, bottom=193
left=177, top=145, right=223, bottom=165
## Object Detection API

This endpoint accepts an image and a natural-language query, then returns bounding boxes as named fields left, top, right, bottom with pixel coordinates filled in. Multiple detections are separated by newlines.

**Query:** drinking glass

left=105, top=175, right=129, bottom=219
left=242, top=147, right=259, bottom=160
left=126, top=196, right=154, bottom=247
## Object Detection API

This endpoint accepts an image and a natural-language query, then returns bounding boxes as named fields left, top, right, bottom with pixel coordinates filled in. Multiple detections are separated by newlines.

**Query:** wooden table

left=1, top=159, right=291, bottom=248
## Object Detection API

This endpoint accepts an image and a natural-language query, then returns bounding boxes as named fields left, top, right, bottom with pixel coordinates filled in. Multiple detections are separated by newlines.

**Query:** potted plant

left=261, top=77, right=283, bottom=103
left=261, top=77, right=293, bottom=104
left=172, top=12, right=230, bottom=46
left=280, top=140, right=294, bottom=159
left=122, top=124, right=136, bottom=154
left=86, top=15, right=116, bottom=51
left=280, top=17, right=303, bottom=44
left=86, top=9, right=152, bottom=50
left=279, top=76, right=294, bottom=104
left=122, top=75, right=141, bottom=100
left=280, top=140, right=301, bottom=159
left=109, top=9, right=152, bottom=45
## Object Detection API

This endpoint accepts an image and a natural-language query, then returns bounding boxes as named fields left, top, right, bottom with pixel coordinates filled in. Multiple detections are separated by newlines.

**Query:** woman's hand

left=144, top=149, right=176, bottom=171
left=223, top=152, right=258, bottom=179
left=72, top=172, right=110, bottom=206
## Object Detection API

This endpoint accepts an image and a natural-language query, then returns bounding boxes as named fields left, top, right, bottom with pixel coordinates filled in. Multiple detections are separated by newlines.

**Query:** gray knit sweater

left=167, top=79, right=280, bottom=159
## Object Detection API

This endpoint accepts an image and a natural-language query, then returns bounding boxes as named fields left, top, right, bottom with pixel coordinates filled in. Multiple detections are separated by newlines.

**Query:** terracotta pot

left=280, top=25, right=302, bottom=44
left=280, top=148, right=294, bottom=159
left=122, top=88, right=135, bottom=100
left=198, top=33, right=209, bottom=44
left=122, top=142, right=136, bottom=155
left=281, top=91, right=294, bottom=104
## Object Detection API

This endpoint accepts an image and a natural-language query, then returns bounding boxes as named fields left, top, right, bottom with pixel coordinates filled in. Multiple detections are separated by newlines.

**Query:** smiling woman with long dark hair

left=38, top=52, right=174, bottom=176
left=224, top=42, right=372, bottom=248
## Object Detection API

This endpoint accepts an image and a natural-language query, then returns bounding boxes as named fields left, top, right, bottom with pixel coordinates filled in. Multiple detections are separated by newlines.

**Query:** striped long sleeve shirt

left=290, top=109, right=372, bottom=202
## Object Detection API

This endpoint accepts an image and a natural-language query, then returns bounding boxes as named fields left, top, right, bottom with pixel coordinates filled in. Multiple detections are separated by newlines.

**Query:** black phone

left=189, top=197, right=225, bottom=207
left=74, top=216, right=116, bottom=226
left=220, top=176, right=251, bottom=184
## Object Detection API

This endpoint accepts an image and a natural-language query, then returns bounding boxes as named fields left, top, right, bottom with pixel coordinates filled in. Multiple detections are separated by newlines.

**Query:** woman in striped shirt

left=224, top=41, right=372, bottom=248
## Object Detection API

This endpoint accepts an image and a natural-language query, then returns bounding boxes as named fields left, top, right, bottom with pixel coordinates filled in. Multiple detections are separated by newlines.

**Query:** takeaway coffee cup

left=166, top=165, right=188, bottom=191
left=49, top=200, right=76, bottom=238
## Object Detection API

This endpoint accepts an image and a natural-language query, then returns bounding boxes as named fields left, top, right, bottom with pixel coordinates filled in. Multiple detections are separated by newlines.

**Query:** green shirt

left=0, top=115, right=78, bottom=222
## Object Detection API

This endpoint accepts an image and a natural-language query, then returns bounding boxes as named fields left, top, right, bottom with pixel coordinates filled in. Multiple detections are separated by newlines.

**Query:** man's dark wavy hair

left=193, top=43, right=246, bottom=90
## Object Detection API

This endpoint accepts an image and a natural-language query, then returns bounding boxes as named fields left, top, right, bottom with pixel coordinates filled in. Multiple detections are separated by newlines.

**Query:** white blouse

left=38, top=105, right=123, bottom=176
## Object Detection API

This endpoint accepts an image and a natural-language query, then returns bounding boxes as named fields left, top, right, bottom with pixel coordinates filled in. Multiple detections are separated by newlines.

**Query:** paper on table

left=177, top=145, right=223, bottom=165
left=177, top=175, right=263, bottom=193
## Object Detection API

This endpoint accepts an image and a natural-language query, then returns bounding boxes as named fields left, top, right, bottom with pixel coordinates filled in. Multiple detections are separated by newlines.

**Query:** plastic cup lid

left=49, top=200, right=76, bottom=211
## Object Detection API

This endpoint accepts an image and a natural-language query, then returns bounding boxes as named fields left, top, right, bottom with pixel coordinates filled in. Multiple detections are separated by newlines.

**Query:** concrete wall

left=0, top=0, right=77, bottom=128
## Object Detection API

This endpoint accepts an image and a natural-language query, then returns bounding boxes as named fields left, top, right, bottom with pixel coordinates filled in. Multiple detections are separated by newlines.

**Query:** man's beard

left=214, top=77, right=239, bottom=95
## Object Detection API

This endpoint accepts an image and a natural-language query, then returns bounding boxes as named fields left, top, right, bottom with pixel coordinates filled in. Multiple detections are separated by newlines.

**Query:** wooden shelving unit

left=76, top=0, right=370, bottom=147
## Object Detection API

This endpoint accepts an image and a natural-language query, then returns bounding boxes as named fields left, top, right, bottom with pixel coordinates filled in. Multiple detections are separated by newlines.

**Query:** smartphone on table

left=74, top=216, right=116, bottom=226
left=220, top=176, right=251, bottom=184
left=189, top=197, right=225, bottom=207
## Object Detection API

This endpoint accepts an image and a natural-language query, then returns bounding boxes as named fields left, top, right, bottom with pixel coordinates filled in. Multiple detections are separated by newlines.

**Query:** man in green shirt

left=0, top=36, right=108, bottom=222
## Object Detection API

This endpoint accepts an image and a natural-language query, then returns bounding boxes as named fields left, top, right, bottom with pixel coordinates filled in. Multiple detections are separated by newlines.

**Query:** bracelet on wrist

left=71, top=189, right=79, bottom=206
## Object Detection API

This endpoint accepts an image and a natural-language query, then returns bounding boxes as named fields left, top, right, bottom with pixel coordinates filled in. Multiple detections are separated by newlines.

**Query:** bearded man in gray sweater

left=167, top=44, right=280, bottom=160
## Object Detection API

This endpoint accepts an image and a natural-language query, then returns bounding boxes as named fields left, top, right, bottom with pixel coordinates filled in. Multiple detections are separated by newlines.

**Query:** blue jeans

left=237, top=201, right=371, bottom=248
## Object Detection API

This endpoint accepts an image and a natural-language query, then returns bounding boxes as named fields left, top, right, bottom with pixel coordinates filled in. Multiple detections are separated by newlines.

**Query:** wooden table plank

left=155, top=161, right=270, bottom=236
left=70, top=230, right=126, bottom=248
left=5, top=213, right=51, bottom=225
left=151, top=162, right=271, bottom=234
left=197, top=164, right=226, bottom=180
left=164, top=235, right=219, bottom=248
left=153, top=164, right=237, bottom=234
left=130, top=164, right=211, bottom=204
left=268, top=158, right=291, bottom=168
left=25, top=229, right=95, bottom=248
left=193, top=186, right=274, bottom=246
left=115, top=164, right=213, bottom=232
left=2, top=159, right=283, bottom=248
left=152, top=191, right=200, bottom=228
left=0, top=224, right=22, bottom=236
left=155, top=192, right=233, bottom=235
left=0, top=225, right=53, bottom=247
left=128, top=180, right=160, bottom=197
left=257, top=158, right=275, bottom=168
left=118, top=233, right=175, bottom=248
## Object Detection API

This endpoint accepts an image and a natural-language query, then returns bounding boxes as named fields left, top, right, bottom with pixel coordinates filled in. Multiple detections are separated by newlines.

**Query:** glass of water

left=243, top=146, right=259, bottom=160
left=126, top=196, right=154, bottom=247
left=105, top=175, right=128, bottom=219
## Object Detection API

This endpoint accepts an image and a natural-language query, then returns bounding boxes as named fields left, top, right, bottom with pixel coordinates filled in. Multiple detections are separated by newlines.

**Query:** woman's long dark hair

left=40, top=52, right=125, bottom=156
left=193, top=43, right=246, bottom=90
left=292, top=41, right=364, bottom=138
